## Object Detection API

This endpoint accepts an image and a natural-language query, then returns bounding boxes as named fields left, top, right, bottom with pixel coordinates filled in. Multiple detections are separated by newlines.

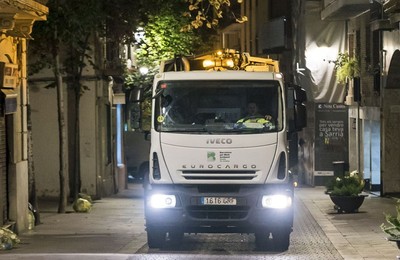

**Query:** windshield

left=154, top=80, right=283, bottom=134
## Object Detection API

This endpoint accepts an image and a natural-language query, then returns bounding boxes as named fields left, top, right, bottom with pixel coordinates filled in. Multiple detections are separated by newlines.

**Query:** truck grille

left=186, top=205, right=249, bottom=220
left=181, top=170, right=257, bottom=180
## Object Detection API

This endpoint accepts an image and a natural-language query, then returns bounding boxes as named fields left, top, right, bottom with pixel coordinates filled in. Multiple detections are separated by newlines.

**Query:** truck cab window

left=154, top=80, right=282, bottom=134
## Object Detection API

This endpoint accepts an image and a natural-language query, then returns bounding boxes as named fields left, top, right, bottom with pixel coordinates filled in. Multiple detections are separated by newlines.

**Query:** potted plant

left=333, top=52, right=360, bottom=105
left=381, top=200, right=400, bottom=249
left=325, top=170, right=366, bottom=213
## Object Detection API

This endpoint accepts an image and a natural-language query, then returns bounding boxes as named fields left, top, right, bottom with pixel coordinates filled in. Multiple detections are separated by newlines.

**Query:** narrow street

left=4, top=184, right=398, bottom=260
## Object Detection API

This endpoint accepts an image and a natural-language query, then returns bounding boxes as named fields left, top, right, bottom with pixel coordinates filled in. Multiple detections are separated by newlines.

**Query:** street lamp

left=139, top=66, right=149, bottom=75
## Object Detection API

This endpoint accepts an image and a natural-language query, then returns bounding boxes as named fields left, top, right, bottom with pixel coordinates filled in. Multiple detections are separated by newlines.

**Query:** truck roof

left=156, top=70, right=282, bottom=81
left=160, top=50, right=280, bottom=73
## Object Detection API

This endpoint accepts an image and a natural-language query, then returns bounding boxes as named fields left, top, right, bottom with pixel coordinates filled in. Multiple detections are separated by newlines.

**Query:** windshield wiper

left=161, top=126, right=208, bottom=133
left=152, top=88, right=164, bottom=99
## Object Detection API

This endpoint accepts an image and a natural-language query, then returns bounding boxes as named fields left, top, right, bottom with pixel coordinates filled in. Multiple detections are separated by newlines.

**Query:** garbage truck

left=131, top=49, right=307, bottom=251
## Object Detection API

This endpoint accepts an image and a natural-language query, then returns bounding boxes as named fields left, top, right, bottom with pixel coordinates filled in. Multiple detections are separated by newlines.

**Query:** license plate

left=201, top=197, right=237, bottom=205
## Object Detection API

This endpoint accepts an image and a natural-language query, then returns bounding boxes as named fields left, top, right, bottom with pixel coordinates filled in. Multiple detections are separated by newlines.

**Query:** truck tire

left=137, top=161, right=149, bottom=181
left=168, top=230, right=184, bottom=243
left=271, top=231, right=290, bottom=252
left=255, top=231, right=290, bottom=252
left=147, top=228, right=166, bottom=248
left=255, top=232, right=273, bottom=251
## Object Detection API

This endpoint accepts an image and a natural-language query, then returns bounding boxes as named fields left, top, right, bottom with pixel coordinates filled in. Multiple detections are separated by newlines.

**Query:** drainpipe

left=109, top=76, right=126, bottom=192
left=379, top=47, right=386, bottom=195
left=377, top=0, right=386, bottom=194
left=21, top=38, right=28, bottom=162
left=357, top=102, right=360, bottom=173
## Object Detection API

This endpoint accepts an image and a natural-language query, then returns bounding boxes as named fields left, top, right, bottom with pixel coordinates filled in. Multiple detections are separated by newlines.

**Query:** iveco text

left=206, top=138, right=233, bottom=144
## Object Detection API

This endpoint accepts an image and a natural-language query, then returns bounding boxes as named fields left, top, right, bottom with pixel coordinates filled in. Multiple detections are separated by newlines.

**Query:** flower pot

left=329, top=195, right=366, bottom=213
left=387, top=238, right=400, bottom=250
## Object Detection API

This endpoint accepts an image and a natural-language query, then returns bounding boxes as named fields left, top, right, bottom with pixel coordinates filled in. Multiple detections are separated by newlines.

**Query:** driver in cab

left=237, top=102, right=273, bottom=128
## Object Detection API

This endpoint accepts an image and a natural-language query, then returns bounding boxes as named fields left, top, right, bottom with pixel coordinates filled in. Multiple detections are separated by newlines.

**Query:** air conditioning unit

left=0, top=62, right=19, bottom=88
left=0, top=88, right=17, bottom=115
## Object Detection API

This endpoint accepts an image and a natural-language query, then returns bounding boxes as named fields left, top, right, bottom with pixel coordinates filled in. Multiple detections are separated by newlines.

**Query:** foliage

left=124, top=67, right=157, bottom=91
left=381, top=200, right=400, bottom=239
left=125, top=8, right=205, bottom=85
left=182, top=0, right=247, bottom=31
left=136, top=10, right=201, bottom=68
left=0, top=227, right=20, bottom=250
left=124, top=4, right=214, bottom=132
left=102, top=0, right=147, bottom=44
left=140, top=98, right=153, bottom=131
left=29, top=0, right=104, bottom=79
left=326, top=170, right=365, bottom=196
left=29, top=0, right=146, bottom=81
left=333, top=53, right=360, bottom=84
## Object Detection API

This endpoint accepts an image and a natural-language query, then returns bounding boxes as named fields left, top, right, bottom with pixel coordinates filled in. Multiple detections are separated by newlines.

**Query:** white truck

left=132, top=50, right=307, bottom=251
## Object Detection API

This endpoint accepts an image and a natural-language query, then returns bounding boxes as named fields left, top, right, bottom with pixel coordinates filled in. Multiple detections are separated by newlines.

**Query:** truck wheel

left=137, top=161, right=149, bottom=181
left=143, top=169, right=150, bottom=193
left=167, top=230, right=184, bottom=248
left=147, top=228, right=166, bottom=248
left=255, top=231, right=290, bottom=252
left=168, top=230, right=184, bottom=243
left=255, top=232, right=273, bottom=251
left=271, top=231, right=290, bottom=252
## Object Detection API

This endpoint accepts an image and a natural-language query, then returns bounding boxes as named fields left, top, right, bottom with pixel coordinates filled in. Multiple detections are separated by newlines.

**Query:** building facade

left=0, top=0, right=48, bottom=232
left=320, top=0, right=400, bottom=195
left=225, top=0, right=400, bottom=195
left=28, top=36, right=126, bottom=201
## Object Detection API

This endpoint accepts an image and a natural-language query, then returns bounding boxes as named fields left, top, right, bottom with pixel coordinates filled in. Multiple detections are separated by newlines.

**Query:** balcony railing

left=384, top=0, right=400, bottom=14
left=321, top=0, right=370, bottom=20
left=382, top=0, right=400, bottom=25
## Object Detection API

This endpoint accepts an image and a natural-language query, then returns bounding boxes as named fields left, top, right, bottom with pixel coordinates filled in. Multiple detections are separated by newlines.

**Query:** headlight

left=262, top=195, right=292, bottom=209
left=149, top=194, right=177, bottom=208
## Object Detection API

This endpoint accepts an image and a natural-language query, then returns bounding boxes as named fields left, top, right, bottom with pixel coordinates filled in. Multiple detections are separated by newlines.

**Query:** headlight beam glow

left=262, top=195, right=292, bottom=209
left=149, top=194, right=177, bottom=208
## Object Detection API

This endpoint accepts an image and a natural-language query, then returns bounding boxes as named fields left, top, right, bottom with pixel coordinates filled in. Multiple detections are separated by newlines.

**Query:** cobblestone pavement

left=135, top=196, right=343, bottom=259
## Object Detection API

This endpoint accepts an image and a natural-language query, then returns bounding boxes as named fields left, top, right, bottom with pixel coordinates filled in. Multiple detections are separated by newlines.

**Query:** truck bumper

left=144, top=184, right=294, bottom=234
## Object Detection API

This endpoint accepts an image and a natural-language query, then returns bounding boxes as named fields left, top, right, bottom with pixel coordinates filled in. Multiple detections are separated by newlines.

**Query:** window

left=154, top=80, right=283, bottom=134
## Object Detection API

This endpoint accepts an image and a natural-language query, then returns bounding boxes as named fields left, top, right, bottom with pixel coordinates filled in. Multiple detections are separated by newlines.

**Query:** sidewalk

left=296, top=186, right=400, bottom=260
left=2, top=184, right=147, bottom=255
left=1, top=184, right=399, bottom=259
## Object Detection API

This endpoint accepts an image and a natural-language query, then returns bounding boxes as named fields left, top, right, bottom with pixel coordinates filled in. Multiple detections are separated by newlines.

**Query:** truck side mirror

left=128, top=87, right=144, bottom=130
left=293, top=85, right=307, bottom=131
left=144, top=131, right=151, bottom=141
left=293, top=85, right=307, bottom=104
left=287, top=84, right=307, bottom=132
left=294, top=104, right=307, bottom=131
left=130, top=87, right=143, bottom=102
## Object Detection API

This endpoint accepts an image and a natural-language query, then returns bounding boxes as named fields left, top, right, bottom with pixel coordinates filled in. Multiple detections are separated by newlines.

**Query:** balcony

left=0, top=0, right=48, bottom=38
left=321, top=0, right=370, bottom=20
left=384, top=0, right=400, bottom=14
left=384, top=0, right=400, bottom=24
